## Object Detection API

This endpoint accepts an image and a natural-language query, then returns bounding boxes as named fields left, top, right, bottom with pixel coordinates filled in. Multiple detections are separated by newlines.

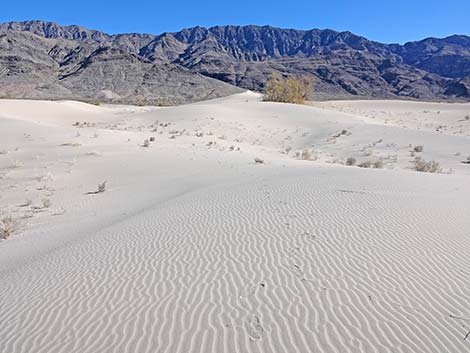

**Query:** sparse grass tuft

left=414, top=157, right=442, bottom=173
left=60, top=142, right=82, bottom=147
left=295, top=149, right=317, bottom=161
left=0, top=215, right=20, bottom=240
left=97, top=181, right=107, bottom=193
left=358, top=159, right=384, bottom=169
left=87, top=181, right=107, bottom=195
left=346, top=157, right=357, bottom=166
left=42, top=199, right=52, bottom=209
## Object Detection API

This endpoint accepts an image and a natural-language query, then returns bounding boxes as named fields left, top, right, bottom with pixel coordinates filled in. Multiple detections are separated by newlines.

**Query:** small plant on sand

left=0, top=214, right=20, bottom=240
left=413, top=145, right=424, bottom=153
left=295, top=149, right=317, bottom=161
left=60, top=142, right=82, bottom=147
left=414, top=157, right=442, bottom=173
left=42, top=199, right=52, bottom=209
left=462, top=156, right=470, bottom=164
left=346, top=157, right=357, bottom=166
left=333, top=129, right=350, bottom=138
left=87, top=181, right=107, bottom=195
left=263, top=73, right=313, bottom=104
left=358, top=158, right=384, bottom=169
left=142, top=139, right=150, bottom=147
left=97, top=181, right=107, bottom=193
left=254, top=158, right=265, bottom=164
left=373, top=159, right=385, bottom=169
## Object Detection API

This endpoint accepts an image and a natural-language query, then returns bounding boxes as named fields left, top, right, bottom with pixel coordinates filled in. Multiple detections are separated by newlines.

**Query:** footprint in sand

left=246, top=314, right=264, bottom=341
left=292, top=264, right=304, bottom=279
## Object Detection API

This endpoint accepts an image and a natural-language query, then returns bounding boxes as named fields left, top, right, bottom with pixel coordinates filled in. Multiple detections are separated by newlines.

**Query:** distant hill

left=1, top=20, right=469, bottom=104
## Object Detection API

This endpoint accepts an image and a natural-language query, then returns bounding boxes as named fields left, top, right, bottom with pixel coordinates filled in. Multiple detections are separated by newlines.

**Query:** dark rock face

left=0, top=23, right=241, bottom=104
left=1, top=20, right=470, bottom=103
left=399, top=36, right=470, bottom=79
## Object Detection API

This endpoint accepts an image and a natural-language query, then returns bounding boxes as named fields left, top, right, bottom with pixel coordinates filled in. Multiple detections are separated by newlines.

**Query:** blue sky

left=1, top=0, right=469, bottom=44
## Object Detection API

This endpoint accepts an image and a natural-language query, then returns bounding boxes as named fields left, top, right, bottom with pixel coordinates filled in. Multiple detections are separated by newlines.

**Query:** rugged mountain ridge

left=1, top=20, right=469, bottom=103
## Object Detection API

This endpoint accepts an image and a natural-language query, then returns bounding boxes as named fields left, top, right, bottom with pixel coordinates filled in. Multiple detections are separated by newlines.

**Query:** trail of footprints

left=1, top=172, right=470, bottom=352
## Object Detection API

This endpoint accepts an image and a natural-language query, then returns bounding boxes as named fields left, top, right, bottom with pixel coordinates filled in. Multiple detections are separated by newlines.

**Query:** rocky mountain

left=0, top=20, right=469, bottom=103
left=0, top=22, right=242, bottom=104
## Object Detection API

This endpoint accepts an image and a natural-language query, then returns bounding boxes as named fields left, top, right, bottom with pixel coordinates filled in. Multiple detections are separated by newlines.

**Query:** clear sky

left=1, top=0, right=469, bottom=44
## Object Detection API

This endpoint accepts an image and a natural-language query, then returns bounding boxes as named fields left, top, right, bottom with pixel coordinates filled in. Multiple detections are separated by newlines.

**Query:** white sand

left=1, top=92, right=470, bottom=352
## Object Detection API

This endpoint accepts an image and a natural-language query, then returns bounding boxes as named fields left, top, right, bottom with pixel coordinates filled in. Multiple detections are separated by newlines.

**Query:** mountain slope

left=1, top=20, right=470, bottom=103
left=0, top=23, right=242, bottom=104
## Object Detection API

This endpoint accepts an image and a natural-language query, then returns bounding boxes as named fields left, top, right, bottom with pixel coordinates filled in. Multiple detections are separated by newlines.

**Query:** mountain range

left=1, top=20, right=470, bottom=104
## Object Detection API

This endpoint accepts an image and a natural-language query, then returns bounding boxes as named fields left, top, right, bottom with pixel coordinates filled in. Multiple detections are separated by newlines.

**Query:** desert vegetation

left=414, top=157, right=442, bottom=173
left=0, top=214, right=20, bottom=240
left=346, top=157, right=357, bottom=166
left=87, top=181, right=107, bottom=195
left=263, top=73, right=313, bottom=104
left=358, top=159, right=385, bottom=169
left=295, top=149, right=317, bottom=161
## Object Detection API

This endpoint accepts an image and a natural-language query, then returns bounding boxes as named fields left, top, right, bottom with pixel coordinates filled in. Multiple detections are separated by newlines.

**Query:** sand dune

left=1, top=93, right=470, bottom=352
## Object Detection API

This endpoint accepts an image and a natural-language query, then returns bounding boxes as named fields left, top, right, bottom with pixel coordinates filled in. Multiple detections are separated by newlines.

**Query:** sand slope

left=1, top=93, right=470, bottom=352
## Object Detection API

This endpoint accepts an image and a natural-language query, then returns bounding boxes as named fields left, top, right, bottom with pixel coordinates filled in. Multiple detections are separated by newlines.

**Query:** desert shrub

left=295, top=149, right=317, bottom=161
left=373, top=159, right=385, bottom=169
left=333, top=130, right=350, bottom=138
left=358, top=159, right=384, bottom=169
left=254, top=158, right=265, bottom=164
left=143, top=139, right=150, bottom=147
left=358, top=161, right=372, bottom=168
left=462, top=156, right=470, bottom=164
left=0, top=215, right=20, bottom=240
left=42, top=199, right=52, bottom=209
left=413, top=145, right=424, bottom=152
left=87, top=181, right=107, bottom=195
left=97, top=181, right=107, bottom=193
left=414, top=157, right=442, bottom=173
left=263, top=73, right=313, bottom=104
left=346, top=157, right=357, bottom=166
